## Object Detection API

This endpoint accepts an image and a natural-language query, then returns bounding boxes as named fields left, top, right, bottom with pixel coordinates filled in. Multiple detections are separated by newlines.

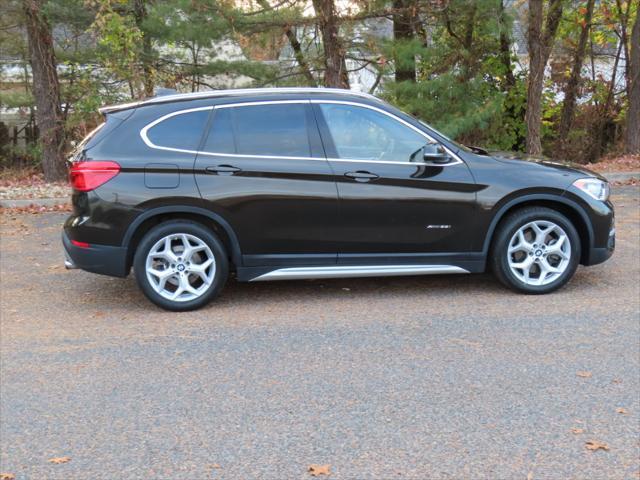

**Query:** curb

left=0, top=197, right=69, bottom=208
left=602, top=171, right=640, bottom=183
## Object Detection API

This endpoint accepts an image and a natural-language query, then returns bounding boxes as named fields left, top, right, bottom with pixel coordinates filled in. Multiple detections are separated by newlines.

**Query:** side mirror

left=422, top=143, right=451, bottom=164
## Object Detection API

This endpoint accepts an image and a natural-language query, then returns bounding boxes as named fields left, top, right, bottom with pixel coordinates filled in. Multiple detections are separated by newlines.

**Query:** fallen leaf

left=527, top=472, right=534, bottom=480
left=611, top=378, right=622, bottom=384
left=207, top=463, right=221, bottom=469
left=571, top=427, right=585, bottom=434
left=577, top=371, right=592, bottom=378
left=308, top=464, right=331, bottom=476
left=342, top=288, right=350, bottom=291
left=1, top=473, right=15, bottom=480
left=585, top=441, right=609, bottom=451
left=48, top=456, right=71, bottom=464
left=616, top=407, right=628, bottom=414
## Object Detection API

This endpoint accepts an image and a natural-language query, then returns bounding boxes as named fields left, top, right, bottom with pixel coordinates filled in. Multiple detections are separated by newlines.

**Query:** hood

left=488, top=150, right=607, bottom=181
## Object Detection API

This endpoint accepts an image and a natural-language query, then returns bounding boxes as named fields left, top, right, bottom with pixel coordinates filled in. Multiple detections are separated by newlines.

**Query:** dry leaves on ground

left=590, top=155, right=640, bottom=173
left=0, top=473, right=16, bottom=480
left=585, top=441, right=609, bottom=451
left=616, top=407, right=628, bottom=414
left=308, top=464, right=331, bottom=476
left=612, top=178, right=640, bottom=186
left=576, top=371, right=592, bottom=378
left=0, top=204, right=71, bottom=215
left=0, top=169, right=69, bottom=200
left=571, top=427, right=585, bottom=434
left=48, top=456, right=71, bottom=464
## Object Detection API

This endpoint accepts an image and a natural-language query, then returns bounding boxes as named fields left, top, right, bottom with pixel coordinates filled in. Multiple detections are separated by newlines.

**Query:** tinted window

left=147, top=109, right=210, bottom=150
left=203, top=108, right=236, bottom=154
left=203, top=103, right=311, bottom=157
left=319, top=104, right=427, bottom=162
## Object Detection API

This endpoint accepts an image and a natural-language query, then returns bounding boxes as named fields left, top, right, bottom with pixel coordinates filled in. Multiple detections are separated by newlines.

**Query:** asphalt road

left=1, top=187, right=639, bottom=480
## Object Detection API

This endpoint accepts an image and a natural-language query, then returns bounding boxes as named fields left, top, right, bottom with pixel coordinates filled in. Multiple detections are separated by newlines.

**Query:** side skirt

left=239, top=264, right=471, bottom=282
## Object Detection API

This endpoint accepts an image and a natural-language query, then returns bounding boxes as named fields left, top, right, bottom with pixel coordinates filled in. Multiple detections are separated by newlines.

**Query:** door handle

left=344, top=171, right=379, bottom=182
left=205, top=164, right=241, bottom=175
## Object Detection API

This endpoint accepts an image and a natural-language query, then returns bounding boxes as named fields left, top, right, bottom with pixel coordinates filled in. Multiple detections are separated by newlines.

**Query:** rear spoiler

left=99, top=88, right=179, bottom=115
left=99, top=100, right=142, bottom=115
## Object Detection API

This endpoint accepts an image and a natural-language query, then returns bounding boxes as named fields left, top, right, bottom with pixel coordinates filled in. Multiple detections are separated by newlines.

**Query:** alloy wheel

left=145, top=233, right=216, bottom=302
left=507, top=220, right=571, bottom=286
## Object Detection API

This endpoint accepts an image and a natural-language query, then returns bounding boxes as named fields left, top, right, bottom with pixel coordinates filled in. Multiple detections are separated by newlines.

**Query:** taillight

left=69, top=161, right=120, bottom=192
left=71, top=239, right=90, bottom=248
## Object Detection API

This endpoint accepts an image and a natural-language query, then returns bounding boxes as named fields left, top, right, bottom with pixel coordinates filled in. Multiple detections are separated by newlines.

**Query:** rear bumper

left=62, top=231, right=129, bottom=277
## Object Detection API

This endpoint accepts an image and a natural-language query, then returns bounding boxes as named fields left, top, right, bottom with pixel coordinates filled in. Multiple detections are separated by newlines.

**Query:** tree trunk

left=312, top=0, right=349, bottom=89
left=525, top=0, right=564, bottom=155
left=393, top=0, right=416, bottom=82
left=23, top=0, right=66, bottom=181
left=626, top=6, right=640, bottom=154
left=255, top=0, right=316, bottom=86
left=499, top=0, right=516, bottom=91
left=133, top=0, right=154, bottom=98
left=557, top=0, right=594, bottom=148
left=284, top=27, right=317, bottom=86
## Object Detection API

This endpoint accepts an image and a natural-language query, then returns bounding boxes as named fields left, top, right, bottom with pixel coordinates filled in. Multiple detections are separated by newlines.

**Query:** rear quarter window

left=145, top=109, right=210, bottom=150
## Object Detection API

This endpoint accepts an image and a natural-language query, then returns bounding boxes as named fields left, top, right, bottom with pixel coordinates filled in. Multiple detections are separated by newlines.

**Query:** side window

left=203, top=108, right=236, bottom=154
left=203, top=103, right=311, bottom=157
left=319, top=104, right=427, bottom=162
left=146, top=109, right=210, bottom=150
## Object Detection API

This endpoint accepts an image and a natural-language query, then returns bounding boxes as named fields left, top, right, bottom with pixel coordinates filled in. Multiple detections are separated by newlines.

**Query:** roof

left=99, top=87, right=381, bottom=114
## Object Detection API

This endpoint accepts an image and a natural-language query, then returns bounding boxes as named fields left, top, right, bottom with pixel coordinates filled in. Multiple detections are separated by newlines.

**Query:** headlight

left=573, top=178, right=610, bottom=201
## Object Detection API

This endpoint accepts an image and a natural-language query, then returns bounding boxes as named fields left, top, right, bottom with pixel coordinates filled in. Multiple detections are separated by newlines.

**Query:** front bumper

left=585, top=223, right=615, bottom=266
left=62, top=230, right=129, bottom=277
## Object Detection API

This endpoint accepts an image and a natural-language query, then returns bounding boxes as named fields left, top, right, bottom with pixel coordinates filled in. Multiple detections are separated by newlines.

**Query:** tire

left=133, top=221, right=229, bottom=311
left=490, top=206, right=581, bottom=294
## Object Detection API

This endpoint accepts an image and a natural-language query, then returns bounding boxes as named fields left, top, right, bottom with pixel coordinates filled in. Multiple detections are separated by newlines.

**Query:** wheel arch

left=122, top=206, right=242, bottom=271
left=483, top=194, right=594, bottom=265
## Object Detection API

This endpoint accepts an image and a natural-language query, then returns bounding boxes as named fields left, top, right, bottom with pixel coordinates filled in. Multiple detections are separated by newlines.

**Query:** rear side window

left=203, top=103, right=311, bottom=157
left=146, top=109, right=210, bottom=150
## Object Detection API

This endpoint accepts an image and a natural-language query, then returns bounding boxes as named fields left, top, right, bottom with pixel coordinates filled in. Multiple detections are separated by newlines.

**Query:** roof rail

left=99, top=87, right=380, bottom=114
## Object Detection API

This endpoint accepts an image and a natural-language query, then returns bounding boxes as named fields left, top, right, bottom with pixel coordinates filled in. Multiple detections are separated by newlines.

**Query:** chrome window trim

left=140, top=106, right=213, bottom=154
left=311, top=100, right=463, bottom=166
left=140, top=99, right=465, bottom=167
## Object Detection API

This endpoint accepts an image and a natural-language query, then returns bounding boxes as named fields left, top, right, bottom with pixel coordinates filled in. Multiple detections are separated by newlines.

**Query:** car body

left=62, top=88, right=615, bottom=310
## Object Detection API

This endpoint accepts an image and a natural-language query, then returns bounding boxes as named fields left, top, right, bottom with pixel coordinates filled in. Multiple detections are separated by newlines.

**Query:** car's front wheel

left=133, top=221, right=228, bottom=311
left=491, top=207, right=581, bottom=294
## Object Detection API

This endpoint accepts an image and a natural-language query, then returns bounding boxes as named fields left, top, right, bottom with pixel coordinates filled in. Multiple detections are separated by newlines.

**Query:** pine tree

left=382, top=0, right=523, bottom=149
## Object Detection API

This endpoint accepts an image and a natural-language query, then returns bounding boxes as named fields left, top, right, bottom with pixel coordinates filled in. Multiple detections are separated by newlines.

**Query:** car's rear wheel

left=491, top=207, right=581, bottom=294
left=134, top=221, right=228, bottom=311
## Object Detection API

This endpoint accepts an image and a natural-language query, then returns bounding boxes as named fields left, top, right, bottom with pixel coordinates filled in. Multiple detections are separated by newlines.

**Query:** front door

left=312, top=102, right=478, bottom=264
left=194, top=100, right=339, bottom=267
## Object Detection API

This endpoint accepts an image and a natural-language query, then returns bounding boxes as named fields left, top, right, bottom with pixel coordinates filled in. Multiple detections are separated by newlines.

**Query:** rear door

left=194, top=100, right=339, bottom=267
left=313, top=101, right=478, bottom=262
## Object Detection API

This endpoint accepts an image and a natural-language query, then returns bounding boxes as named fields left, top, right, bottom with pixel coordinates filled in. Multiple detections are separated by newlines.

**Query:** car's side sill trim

left=250, top=264, right=469, bottom=282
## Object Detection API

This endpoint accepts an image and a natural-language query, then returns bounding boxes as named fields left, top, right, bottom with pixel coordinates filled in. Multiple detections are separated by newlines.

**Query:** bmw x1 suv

left=63, top=88, right=615, bottom=311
